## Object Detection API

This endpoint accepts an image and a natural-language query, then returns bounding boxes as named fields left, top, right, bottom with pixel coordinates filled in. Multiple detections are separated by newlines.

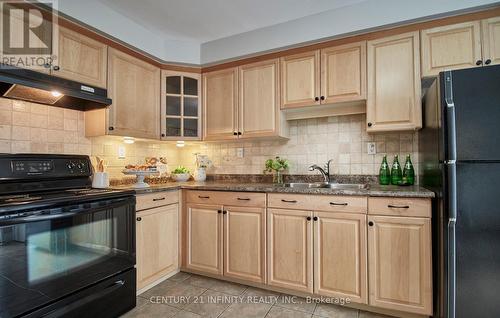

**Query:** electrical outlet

left=236, top=148, right=244, bottom=158
left=367, top=142, right=376, bottom=155
left=118, top=146, right=126, bottom=159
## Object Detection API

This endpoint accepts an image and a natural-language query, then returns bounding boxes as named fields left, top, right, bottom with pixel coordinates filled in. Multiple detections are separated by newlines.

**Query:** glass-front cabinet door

left=161, top=70, right=201, bottom=140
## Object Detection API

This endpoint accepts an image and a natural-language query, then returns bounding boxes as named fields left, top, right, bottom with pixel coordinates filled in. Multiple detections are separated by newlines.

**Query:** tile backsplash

left=0, top=98, right=418, bottom=180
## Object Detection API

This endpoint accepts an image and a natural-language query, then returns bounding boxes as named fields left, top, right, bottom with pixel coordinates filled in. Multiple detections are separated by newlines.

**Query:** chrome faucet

left=308, top=159, right=334, bottom=183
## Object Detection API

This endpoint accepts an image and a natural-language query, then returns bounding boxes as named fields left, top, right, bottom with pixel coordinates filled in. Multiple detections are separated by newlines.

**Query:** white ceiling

left=58, top=0, right=500, bottom=64
left=96, top=0, right=368, bottom=42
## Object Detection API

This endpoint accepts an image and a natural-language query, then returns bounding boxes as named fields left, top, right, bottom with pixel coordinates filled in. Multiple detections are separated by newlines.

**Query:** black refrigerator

left=420, top=65, right=500, bottom=318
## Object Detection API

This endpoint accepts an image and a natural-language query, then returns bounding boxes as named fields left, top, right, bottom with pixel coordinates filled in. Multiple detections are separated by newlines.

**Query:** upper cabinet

left=421, top=21, right=482, bottom=76
left=203, top=60, right=287, bottom=141
left=421, top=18, right=500, bottom=76
left=481, top=17, right=500, bottom=66
left=281, top=42, right=366, bottom=109
left=321, top=42, right=367, bottom=104
left=367, top=32, right=422, bottom=132
left=281, top=51, right=320, bottom=108
left=161, top=71, right=201, bottom=140
left=54, top=27, right=108, bottom=88
left=203, top=68, right=239, bottom=141
left=86, top=48, right=160, bottom=139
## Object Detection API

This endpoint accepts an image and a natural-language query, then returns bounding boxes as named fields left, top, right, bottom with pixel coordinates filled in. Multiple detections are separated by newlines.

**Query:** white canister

left=194, top=168, right=207, bottom=182
left=92, top=172, right=110, bottom=188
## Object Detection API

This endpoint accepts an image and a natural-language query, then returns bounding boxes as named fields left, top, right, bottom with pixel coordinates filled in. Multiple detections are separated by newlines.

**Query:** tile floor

left=123, top=272, right=393, bottom=318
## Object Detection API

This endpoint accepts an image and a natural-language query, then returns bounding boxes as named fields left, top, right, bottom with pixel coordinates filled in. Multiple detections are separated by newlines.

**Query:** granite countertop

left=113, top=181, right=435, bottom=198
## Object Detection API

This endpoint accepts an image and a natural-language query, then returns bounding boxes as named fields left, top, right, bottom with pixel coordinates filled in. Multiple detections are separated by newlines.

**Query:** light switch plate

left=236, top=148, right=244, bottom=158
left=118, top=146, right=126, bottom=159
left=367, top=142, right=376, bottom=155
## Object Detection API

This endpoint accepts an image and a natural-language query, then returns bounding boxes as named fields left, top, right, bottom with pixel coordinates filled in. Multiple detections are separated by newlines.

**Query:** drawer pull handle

left=136, top=217, right=142, bottom=221
left=237, top=198, right=250, bottom=201
left=281, top=199, right=297, bottom=203
left=198, top=196, right=210, bottom=199
left=330, top=202, right=348, bottom=206
left=152, top=197, right=166, bottom=201
left=388, top=204, right=410, bottom=209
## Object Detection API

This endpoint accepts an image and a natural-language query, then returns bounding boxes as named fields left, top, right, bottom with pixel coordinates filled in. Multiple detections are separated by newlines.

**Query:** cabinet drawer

left=185, top=190, right=266, bottom=207
left=368, top=197, right=431, bottom=217
left=268, top=193, right=315, bottom=210
left=136, top=191, right=179, bottom=211
left=313, top=195, right=367, bottom=213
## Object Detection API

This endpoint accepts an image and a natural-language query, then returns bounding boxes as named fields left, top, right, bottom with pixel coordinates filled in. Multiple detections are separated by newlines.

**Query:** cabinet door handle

left=330, top=202, right=348, bottom=206
left=367, top=122, right=372, bottom=127
left=53, top=65, right=60, bottom=71
left=233, top=132, right=238, bottom=136
left=313, top=216, right=318, bottom=221
left=320, top=96, right=325, bottom=101
left=198, top=195, right=210, bottom=199
left=237, top=198, right=250, bottom=201
left=314, top=97, right=320, bottom=101
left=153, top=197, right=166, bottom=201
left=485, top=59, right=492, bottom=65
left=387, top=204, right=410, bottom=209
left=217, top=210, right=222, bottom=214
left=223, top=210, right=227, bottom=215
left=476, top=60, right=483, bottom=66
left=108, top=126, right=114, bottom=131
left=368, top=221, right=374, bottom=226
left=237, top=132, right=242, bottom=135
left=281, top=199, right=297, bottom=203
left=136, top=217, right=142, bottom=221
left=306, top=216, right=312, bottom=221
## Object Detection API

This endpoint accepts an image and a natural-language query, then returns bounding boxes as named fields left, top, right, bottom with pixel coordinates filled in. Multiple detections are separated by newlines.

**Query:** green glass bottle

left=403, top=154, right=415, bottom=185
left=379, top=155, right=391, bottom=185
left=390, top=155, right=403, bottom=185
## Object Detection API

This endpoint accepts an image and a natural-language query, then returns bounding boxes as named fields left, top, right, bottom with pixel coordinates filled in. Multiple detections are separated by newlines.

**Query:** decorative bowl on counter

left=122, top=169, right=159, bottom=188
left=171, top=173, right=190, bottom=182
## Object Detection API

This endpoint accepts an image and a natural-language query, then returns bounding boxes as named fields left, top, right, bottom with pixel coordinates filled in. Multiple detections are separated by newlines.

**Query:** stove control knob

left=67, top=162, right=76, bottom=170
left=76, top=162, right=84, bottom=170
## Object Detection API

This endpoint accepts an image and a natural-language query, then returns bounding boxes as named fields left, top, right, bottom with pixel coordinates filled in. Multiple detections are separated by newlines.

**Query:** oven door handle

left=0, top=211, right=84, bottom=225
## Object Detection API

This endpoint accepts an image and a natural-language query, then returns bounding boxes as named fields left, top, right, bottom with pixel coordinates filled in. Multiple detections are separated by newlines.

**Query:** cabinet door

left=55, top=27, right=107, bottom=88
left=161, top=71, right=201, bottom=140
left=367, top=32, right=422, bottom=132
left=239, top=59, right=279, bottom=138
left=136, top=204, right=179, bottom=290
left=368, top=216, right=432, bottom=315
left=421, top=21, right=482, bottom=76
left=321, top=42, right=366, bottom=104
left=107, top=48, right=160, bottom=139
left=185, top=204, right=223, bottom=275
left=280, top=51, right=320, bottom=109
left=267, top=208, right=313, bottom=293
left=314, top=212, right=367, bottom=304
left=203, top=68, right=238, bottom=140
left=482, top=17, right=500, bottom=66
left=224, top=206, right=266, bottom=283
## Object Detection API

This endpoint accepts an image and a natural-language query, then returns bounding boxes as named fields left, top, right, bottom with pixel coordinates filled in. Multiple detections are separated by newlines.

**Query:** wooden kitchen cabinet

left=281, top=51, right=320, bottom=109
left=136, top=204, right=179, bottom=290
left=314, top=212, right=368, bottom=304
left=421, top=21, right=482, bottom=76
left=239, top=59, right=286, bottom=138
left=224, top=206, right=266, bottom=283
left=185, top=203, right=223, bottom=275
left=367, top=31, right=422, bottom=132
left=321, top=41, right=366, bottom=104
left=54, top=27, right=108, bottom=88
left=367, top=215, right=432, bottom=315
left=482, top=17, right=500, bottom=66
left=86, top=48, right=160, bottom=139
left=203, top=68, right=238, bottom=140
left=267, top=208, right=313, bottom=293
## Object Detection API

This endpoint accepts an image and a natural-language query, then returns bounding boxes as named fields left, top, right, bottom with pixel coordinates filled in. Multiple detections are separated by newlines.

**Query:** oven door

left=0, top=196, right=135, bottom=318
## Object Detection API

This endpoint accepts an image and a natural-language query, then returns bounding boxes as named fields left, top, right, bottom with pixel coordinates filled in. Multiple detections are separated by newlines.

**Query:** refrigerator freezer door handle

left=444, top=71, right=457, bottom=162
left=448, top=219, right=457, bottom=318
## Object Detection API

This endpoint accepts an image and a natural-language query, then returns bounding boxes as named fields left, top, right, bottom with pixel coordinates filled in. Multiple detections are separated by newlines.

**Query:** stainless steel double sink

left=281, top=182, right=369, bottom=190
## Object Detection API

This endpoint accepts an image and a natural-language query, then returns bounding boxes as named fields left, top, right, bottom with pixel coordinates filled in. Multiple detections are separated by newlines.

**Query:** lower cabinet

left=185, top=204, right=223, bottom=275
left=314, top=212, right=368, bottom=304
left=185, top=200, right=266, bottom=283
left=367, top=215, right=432, bottom=315
left=267, top=208, right=313, bottom=293
left=136, top=203, right=179, bottom=290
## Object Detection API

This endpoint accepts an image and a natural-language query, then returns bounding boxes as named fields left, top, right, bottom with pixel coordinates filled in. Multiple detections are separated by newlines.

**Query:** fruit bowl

left=171, top=173, right=190, bottom=182
left=122, top=169, right=159, bottom=188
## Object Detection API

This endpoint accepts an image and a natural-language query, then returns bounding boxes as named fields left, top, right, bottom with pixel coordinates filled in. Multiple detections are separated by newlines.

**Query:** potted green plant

left=263, top=156, right=289, bottom=184
left=171, top=166, right=191, bottom=182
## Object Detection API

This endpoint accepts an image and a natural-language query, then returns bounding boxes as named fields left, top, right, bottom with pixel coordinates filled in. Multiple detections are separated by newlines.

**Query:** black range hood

left=0, top=64, right=111, bottom=111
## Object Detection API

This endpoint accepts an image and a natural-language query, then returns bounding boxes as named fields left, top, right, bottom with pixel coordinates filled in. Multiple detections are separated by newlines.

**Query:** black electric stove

left=0, top=154, right=137, bottom=318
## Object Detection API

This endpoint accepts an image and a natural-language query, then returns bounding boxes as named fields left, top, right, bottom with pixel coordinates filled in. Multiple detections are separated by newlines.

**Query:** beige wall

left=183, top=114, right=418, bottom=176
left=0, top=98, right=418, bottom=179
